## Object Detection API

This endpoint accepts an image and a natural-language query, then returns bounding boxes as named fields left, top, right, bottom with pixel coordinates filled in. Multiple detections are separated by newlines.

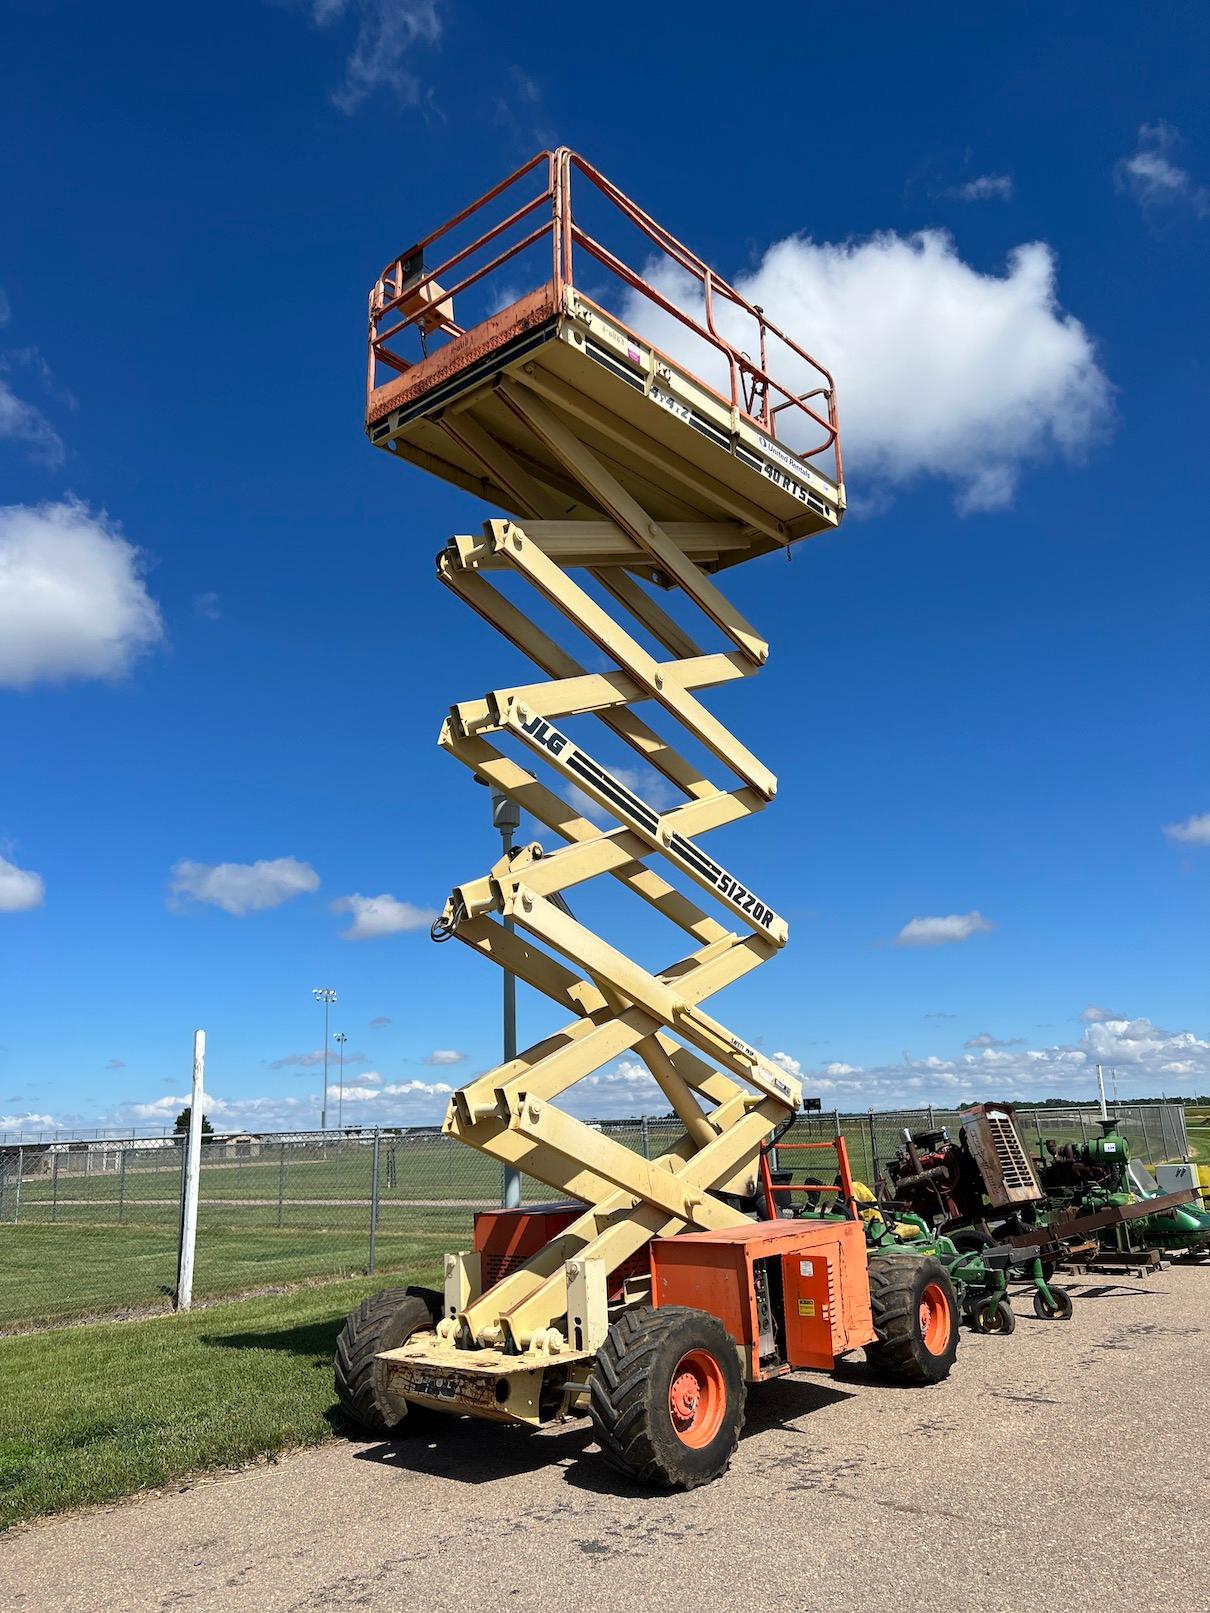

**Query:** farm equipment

left=1035, top=1118, right=1210, bottom=1258
left=770, top=1134, right=1072, bottom=1328
left=333, top=150, right=965, bottom=1489
left=883, top=1101, right=1210, bottom=1277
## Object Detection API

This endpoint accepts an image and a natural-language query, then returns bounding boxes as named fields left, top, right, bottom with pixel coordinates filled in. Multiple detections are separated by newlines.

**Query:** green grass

left=1186, top=1106, right=1209, bottom=1164
left=17, top=1140, right=548, bottom=1208
left=0, top=1210, right=471, bottom=1330
left=0, top=1276, right=415, bottom=1532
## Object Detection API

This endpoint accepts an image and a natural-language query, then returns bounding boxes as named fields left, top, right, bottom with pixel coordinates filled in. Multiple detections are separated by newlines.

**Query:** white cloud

left=771, top=1051, right=802, bottom=1079
left=627, top=229, right=1110, bottom=513
left=771, top=1009, right=1210, bottom=1107
left=964, top=1032, right=1023, bottom=1049
left=895, top=910, right=994, bottom=947
left=0, top=1112, right=57, bottom=1130
left=569, top=763, right=680, bottom=827
left=947, top=174, right=1014, bottom=202
left=1082, top=1015, right=1210, bottom=1082
left=0, top=855, right=44, bottom=912
left=1163, top=811, right=1210, bottom=847
left=194, top=590, right=221, bottom=620
left=1080, top=1004, right=1124, bottom=1024
left=123, top=1075, right=456, bottom=1129
left=169, top=856, right=320, bottom=916
left=267, top=1047, right=366, bottom=1070
left=0, top=499, right=164, bottom=688
left=332, top=892, right=437, bottom=940
left=0, top=376, right=63, bottom=466
left=328, top=1073, right=389, bottom=1102
left=308, top=0, right=441, bottom=114
left=424, top=1049, right=466, bottom=1067
left=0, top=296, right=66, bottom=465
left=1116, top=122, right=1209, bottom=217
left=558, top=1057, right=666, bottom=1119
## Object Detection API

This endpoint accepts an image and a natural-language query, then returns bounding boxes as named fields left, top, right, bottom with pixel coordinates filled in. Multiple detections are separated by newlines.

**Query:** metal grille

left=982, top=1110, right=1041, bottom=1196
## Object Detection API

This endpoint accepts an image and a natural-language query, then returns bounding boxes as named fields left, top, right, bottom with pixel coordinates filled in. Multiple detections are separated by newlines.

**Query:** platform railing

left=367, top=148, right=842, bottom=483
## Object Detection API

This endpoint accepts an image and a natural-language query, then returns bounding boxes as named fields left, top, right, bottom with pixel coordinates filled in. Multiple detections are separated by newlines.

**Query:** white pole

left=1096, top=1062, right=1108, bottom=1120
left=176, top=1029, right=205, bottom=1311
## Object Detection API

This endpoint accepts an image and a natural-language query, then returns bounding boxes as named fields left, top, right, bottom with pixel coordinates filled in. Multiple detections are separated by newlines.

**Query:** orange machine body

left=649, top=1218, right=876, bottom=1381
left=473, top=1203, right=647, bottom=1300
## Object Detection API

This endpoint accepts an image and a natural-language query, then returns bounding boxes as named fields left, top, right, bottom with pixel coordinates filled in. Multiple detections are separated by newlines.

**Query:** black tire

left=970, top=1297, right=1016, bottom=1335
left=865, top=1254, right=959, bottom=1384
left=589, top=1305, right=746, bottom=1490
left=334, top=1287, right=443, bottom=1436
left=1032, top=1283, right=1074, bottom=1321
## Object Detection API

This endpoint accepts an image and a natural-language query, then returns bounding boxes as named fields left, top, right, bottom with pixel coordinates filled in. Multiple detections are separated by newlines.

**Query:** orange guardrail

left=367, top=148, right=842, bottom=483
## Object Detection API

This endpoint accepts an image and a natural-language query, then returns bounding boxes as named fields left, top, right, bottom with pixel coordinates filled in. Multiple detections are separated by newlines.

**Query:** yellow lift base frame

left=367, top=150, right=846, bottom=1423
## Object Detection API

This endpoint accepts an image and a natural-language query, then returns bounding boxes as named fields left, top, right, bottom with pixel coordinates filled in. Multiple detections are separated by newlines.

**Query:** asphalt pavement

left=4, top=1266, right=1207, bottom=1613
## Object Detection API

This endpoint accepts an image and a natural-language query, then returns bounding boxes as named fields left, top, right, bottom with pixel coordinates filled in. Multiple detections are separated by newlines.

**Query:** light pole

left=333, top=1031, right=347, bottom=1132
left=313, top=988, right=337, bottom=1130
left=490, top=786, right=521, bottom=1208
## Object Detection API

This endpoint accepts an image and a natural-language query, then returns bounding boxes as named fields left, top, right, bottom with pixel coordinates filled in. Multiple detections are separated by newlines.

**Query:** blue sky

left=1, top=1, right=1208, bottom=1136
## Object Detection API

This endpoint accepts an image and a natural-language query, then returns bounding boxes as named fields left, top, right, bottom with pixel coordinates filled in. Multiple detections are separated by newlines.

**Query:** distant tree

left=173, top=1105, right=214, bottom=1139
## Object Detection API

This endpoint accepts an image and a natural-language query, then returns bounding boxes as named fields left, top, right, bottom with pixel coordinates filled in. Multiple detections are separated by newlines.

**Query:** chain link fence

left=0, top=1103, right=1190, bottom=1332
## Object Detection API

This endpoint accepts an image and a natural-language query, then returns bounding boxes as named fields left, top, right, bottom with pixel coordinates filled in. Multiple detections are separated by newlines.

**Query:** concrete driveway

left=4, top=1268, right=1207, bottom=1613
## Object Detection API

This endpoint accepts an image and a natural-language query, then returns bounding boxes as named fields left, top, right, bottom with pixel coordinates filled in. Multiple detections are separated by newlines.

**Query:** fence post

left=640, top=1115, right=651, bottom=1160
left=175, top=1029, right=205, bottom=1312
left=927, top=1104, right=935, bottom=1130
left=14, top=1147, right=21, bottom=1224
left=51, top=1150, right=59, bottom=1223
left=118, top=1149, right=127, bottom=1224
left=277, top=1141, right=286, bottom=1228
left=1174, top=1104, right=1190, bottom=1160
left=1138, top=1106, right=1154, bottom=1166
left=1079, top=1109, right=1088, bottom=1144
left=1156, top=1104, right=1174, bottom=1161
left=868, top=1111, right=878, bottom=1185
left=368, top=1130, right=381, bottom=1276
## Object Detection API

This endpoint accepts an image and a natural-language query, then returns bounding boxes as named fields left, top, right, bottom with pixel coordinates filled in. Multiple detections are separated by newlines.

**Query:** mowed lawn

left=1185, top=1107, right=1209, bottom=1163
left=0, top=1276, right=424, bottom=1532
left=16, top=1141, right=528, bottom=1207
left=0, top=1209, right=471, bottom=1331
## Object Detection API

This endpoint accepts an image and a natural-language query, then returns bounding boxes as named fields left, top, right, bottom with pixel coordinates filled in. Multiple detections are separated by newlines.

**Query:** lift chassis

left=335, top=151, right=960, bottom=1488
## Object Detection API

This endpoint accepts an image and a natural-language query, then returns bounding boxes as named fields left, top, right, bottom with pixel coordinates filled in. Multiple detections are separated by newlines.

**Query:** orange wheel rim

left=918, top=1282, right=952, bottom=1354
left=668, top=1348, right=726, bottom=1448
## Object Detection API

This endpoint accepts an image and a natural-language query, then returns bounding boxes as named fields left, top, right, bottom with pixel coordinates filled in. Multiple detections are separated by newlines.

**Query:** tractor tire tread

left=333, top=1287, right=441, bottom=1435
left=864, top=1254, right=959, bottom=1385
left=589, top=1305, right=745, bottom=1491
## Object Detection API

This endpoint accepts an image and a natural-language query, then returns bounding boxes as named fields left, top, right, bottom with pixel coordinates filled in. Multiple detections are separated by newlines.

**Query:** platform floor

left=369, top=288, right=844, bottom=567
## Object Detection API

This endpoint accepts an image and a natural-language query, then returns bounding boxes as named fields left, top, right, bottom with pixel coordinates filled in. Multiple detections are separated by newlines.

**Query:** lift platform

left=335, top=152, right=960, bottom=1490
left=366, top=149, right=844, bottom=570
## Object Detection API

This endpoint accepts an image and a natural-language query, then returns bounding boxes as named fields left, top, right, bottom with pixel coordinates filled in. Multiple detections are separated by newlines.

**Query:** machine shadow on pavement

left=345, top=1374, right=856, bottom=1496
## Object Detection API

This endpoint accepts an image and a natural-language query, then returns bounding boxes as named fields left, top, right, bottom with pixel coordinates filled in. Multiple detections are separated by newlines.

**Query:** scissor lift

left=335, top=151, right=959, bottom=1488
